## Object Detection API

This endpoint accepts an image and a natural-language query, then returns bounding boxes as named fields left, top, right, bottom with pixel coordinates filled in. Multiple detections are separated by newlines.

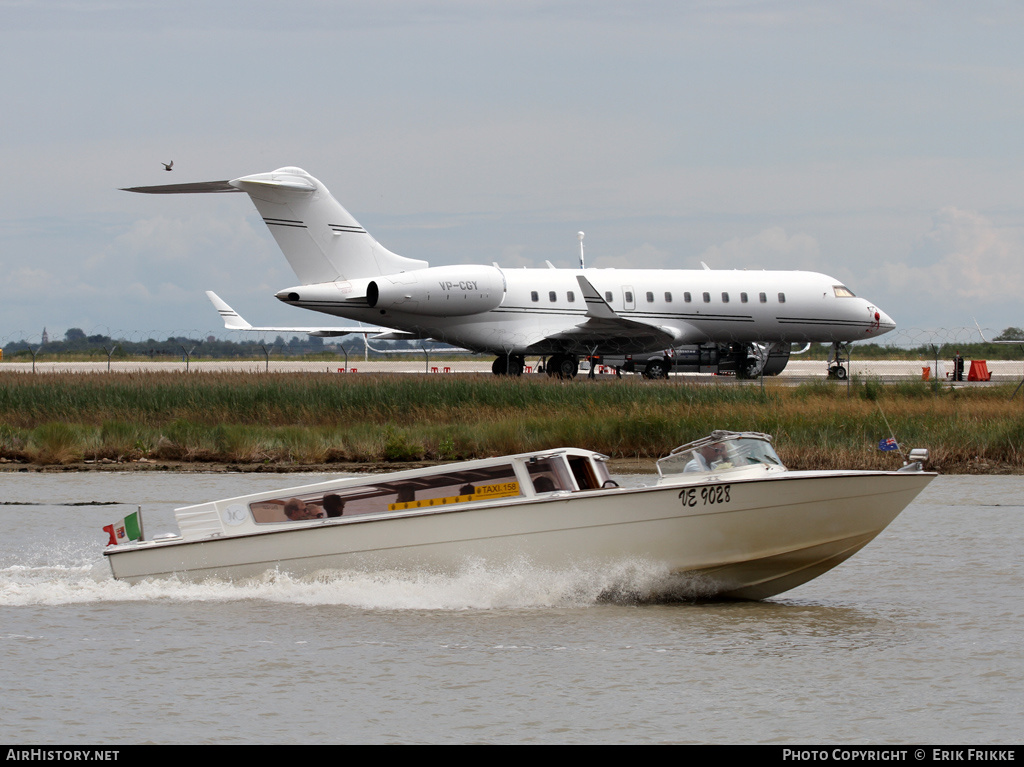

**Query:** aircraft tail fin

left=125, top=167, right=428, bottom=285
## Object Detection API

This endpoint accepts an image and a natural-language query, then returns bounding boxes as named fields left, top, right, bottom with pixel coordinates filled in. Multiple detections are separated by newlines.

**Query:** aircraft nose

left=866, top=305, right=896, bottom=336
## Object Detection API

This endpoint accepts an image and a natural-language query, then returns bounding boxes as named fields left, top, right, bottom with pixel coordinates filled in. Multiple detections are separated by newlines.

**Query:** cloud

left=6, top=266, right=52, bottom=292
left=873, top=206, right=1024, bottom=302
left=591, top=243, right=674, bottom=270
left=697, top=226, right=822, bottom=271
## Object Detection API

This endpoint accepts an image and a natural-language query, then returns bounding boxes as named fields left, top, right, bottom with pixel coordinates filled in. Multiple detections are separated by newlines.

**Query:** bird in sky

left=162, top=161, right=173, bottom=171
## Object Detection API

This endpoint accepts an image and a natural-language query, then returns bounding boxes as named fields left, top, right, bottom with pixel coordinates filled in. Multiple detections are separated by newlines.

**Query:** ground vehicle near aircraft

left=124, top=167, right=895, bottom=378
left=588, top=342, right=793, bottom=379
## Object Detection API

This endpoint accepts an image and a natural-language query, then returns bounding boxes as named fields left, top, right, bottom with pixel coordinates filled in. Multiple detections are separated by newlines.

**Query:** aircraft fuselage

left=276, top=266, right=893, bottom=356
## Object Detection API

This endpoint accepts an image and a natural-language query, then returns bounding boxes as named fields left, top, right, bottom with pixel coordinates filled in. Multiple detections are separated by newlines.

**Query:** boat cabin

left=173, top=449, right=614, bottom=542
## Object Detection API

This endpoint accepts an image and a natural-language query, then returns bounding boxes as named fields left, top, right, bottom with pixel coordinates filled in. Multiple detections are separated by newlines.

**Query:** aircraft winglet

left=576, top=276, right=619, bottom=320
left=206, top=291, right=253, bottom=330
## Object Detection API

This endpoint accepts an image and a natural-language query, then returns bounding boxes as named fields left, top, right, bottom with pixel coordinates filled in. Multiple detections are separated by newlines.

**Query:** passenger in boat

left=283, top=497, right=324, bottom=520
left=684, top=443, right=725, bottom=473
left=322, top=494, right=345, bottom=518
left=532, top=476, right=556, bottom=493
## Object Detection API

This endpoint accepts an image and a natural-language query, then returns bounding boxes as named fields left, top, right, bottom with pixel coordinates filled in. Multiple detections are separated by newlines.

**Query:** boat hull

left=106, top=470, right=933, bottom=599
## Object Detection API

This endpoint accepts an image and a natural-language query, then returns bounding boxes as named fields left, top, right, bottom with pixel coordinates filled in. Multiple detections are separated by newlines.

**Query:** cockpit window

left=833, top=285, right=855, bottom=297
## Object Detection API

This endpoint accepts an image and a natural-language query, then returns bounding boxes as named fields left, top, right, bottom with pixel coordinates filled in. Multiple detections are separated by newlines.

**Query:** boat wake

left=0, top=551, right=719, bottom=610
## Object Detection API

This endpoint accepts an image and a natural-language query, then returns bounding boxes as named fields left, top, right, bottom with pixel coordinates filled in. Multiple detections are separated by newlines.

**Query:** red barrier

left=967, top=360, right=991, bottom=382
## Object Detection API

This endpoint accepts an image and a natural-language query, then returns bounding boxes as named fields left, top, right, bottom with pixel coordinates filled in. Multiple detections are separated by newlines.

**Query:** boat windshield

left=656, top=432, right=783, bottom=478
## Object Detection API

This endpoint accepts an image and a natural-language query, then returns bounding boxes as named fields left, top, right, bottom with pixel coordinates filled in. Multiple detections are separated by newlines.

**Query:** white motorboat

left=103, top=431, right=935, bottom=599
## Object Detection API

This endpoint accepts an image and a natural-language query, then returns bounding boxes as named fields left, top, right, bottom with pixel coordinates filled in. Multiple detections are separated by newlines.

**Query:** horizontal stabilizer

left=205, top=291, right=384, bottom=337
left=122, top=181, right=240, bottom=194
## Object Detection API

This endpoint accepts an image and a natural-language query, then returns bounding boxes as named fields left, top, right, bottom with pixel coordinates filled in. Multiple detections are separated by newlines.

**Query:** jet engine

left=367, top=265, right=506, bottom=317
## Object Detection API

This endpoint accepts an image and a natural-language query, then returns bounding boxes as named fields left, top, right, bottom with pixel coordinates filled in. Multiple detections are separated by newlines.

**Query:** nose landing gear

left=827, top=342, right=849, bottom=380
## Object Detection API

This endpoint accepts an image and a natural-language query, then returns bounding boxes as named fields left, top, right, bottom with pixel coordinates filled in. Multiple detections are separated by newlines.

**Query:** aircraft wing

left=206, top=291, right=387, bottom=338
left=540, top=276, right=686, bottom=349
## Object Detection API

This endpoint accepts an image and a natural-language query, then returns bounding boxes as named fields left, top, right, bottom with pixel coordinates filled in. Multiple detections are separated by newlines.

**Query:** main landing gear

left=544, top=354, right=579, bottom=379
left=490, top=353, right=580, bottom=378
left=491, top=354, right=526, bottom=376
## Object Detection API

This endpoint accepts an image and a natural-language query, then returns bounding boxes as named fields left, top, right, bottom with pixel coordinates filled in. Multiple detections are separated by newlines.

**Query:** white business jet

left=124, top=166, right=895, bottom=378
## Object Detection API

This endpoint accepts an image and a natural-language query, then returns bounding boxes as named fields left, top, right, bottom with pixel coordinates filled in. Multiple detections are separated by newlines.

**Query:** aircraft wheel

left=545, top=354, right=562, bottom=377
left=547, top=354, right=578, bottom=379
left=492, top=355, right=525, bottom=376
left=643, top=359, right=669, bottom=379
left=736, top=359, right=759, bottom=379
left=834, top=366, right=848, bottom=380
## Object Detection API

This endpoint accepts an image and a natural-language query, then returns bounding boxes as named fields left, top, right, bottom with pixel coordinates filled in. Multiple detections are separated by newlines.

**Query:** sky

left=3, top=0, right=1024, bottom=346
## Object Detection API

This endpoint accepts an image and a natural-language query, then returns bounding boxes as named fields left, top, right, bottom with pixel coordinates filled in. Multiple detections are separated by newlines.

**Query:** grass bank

left=0, top=371, right=1020, bottom=472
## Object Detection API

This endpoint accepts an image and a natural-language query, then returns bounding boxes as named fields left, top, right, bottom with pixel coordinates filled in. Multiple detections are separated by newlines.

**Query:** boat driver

left=684, top=442, right=726, bottom=473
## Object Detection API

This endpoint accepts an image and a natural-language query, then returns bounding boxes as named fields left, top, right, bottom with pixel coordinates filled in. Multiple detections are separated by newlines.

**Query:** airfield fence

left=1, top=327, right=1022, bottom=385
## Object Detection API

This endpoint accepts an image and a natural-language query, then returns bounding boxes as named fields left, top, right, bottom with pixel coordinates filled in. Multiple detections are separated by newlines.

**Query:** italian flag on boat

left=103, top=509, right=143, bottom=546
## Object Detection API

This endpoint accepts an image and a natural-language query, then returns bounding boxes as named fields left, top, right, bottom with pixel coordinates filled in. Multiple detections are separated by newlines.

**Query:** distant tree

left=994, top=327, right=1024, bottom=341
left=65, top=328, right=86, bottom=342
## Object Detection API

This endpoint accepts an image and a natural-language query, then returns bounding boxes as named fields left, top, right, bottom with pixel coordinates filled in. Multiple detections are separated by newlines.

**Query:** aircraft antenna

left=578, top=231, right=585, bottom=270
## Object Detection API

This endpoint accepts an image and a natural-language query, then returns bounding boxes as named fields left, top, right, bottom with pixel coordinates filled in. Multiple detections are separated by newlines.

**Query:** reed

left=1, top=371, right=1022, bottom=471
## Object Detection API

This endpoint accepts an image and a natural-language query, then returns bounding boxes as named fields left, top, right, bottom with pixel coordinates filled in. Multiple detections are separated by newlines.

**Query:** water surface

left=1, top=472, right=1020, bottom=744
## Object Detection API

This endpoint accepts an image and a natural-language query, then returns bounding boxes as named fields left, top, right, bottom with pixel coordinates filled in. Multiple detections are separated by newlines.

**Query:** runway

left=1, top=357, right=1019, bottom=383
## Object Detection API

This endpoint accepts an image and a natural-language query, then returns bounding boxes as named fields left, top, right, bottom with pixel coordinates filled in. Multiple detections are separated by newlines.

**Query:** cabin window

left=646, top=291, right=654, bottom=303
left=778, top=292, right=786, bottom=303
left=759, top=292, right=767, bottom=303
left=721, top=292, right=730, bottom=303
left=740, top=292, right=748, bottom=303
left=531, top=291, right=539, bottom=302
left=527, top=456, right=575, bottom=493
left=248, top=463, right=524, bottom=523
left=567, top=456, right=610, bottom=490
left=604, top=291, right=613, bottom=302
left=833, top=285, right=855, bottom=297
left=624, top=291, right=633, bottom=303
left=549, top=291, right=557, bottom=302
left=567, top=291, right=575, bottom=303
left=664, top=292, right=672, bottom=302
left=684, top=292, right=692, bottom=303
left=702, top=292, right=711, bottom=303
